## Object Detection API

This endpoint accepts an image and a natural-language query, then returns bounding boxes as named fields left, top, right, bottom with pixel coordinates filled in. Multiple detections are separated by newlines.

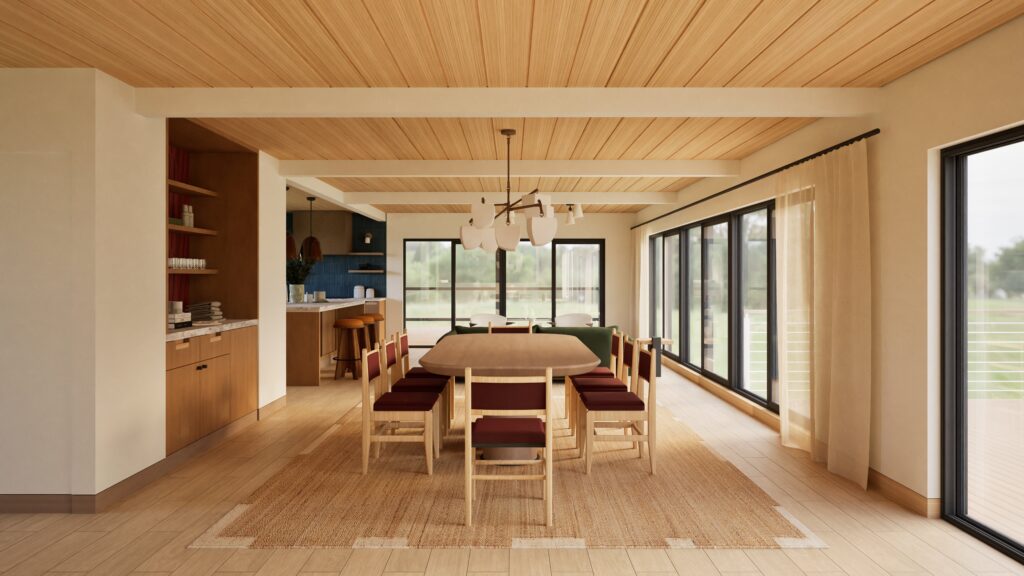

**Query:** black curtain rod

left=631, top=128, right=880, bottom=230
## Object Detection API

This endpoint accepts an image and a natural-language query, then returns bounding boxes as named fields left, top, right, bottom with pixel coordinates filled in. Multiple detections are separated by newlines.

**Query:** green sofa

left=443, top=324, right=617, bottom=368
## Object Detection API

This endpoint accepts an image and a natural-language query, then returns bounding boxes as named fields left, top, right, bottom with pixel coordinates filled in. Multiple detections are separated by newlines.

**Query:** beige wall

left=385, top=213, right=636, bottom=338
left=635, top=15, right=1024, bottom=498
left=258, top=152, right=287, bottom=408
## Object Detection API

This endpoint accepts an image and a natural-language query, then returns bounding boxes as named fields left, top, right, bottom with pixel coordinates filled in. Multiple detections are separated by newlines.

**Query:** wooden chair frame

left=389, top=332, right=454, bottom=438
left=566, top=329, right=624, bottom=433
left=578, top=342, right=657, bottom=475
left=487, top=321, right=534, bottom=334
left=464, top=367, right=554, bottom=527
left=361, top=345, right=439, bottom=475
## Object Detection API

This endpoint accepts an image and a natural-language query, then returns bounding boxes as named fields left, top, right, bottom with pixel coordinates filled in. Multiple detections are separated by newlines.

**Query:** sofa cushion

left=579, top=391, right=645, bottom=411
left=471, top=416, right=546, bottom=447
left=537, top=326, right=614, bottom=367
left=373, top=391, right=438, bottom=412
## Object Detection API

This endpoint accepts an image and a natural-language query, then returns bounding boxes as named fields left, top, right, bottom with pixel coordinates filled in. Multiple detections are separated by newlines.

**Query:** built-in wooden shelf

left=168, top=223, right=218, bottom=236
left=168, top=268, right=218, bottom=275
left=168, top=178, right=219, bottom=198
left=348, top=269, right=385, bottom=274
left=340, top=252, right=384, bottom=256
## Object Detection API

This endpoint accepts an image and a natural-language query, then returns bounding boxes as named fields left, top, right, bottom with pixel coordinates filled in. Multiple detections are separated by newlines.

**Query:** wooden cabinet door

left=229, top=326, right=259, bottom=420
left=204, top=355, right=232, bottom=432
left=167, top=338, right=199, bottom=370
left=167, top=364, right=199, bottom=455
left=320, top=310, right=336, bottom=358
left=198, top=331, right=231, bottom=360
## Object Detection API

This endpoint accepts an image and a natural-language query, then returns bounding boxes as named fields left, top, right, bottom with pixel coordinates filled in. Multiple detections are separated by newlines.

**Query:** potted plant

left=287, top=258, right=315, bottom=303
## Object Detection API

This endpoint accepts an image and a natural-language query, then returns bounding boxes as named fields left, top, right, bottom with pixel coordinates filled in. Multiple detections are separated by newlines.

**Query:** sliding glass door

left=738, top=208, right=773, bottom=404
left=703, top=221, right=730, bottom=381
left=686, top=227, right=702, bottom=367
left=943, top=125, right=1024, bottom=563
left=403, top=240, right=452, bottom=346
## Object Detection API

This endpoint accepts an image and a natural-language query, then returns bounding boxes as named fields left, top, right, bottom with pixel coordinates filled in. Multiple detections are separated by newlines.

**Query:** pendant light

left=300, top=196, right=323, bottom=262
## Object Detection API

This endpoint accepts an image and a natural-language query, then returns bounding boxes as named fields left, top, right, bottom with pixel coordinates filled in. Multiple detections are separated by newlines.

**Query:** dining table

left=418, top=333, right=600, bottom=377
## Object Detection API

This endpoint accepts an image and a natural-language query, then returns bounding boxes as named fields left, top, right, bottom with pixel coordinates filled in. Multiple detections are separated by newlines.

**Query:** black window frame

left=650, top=200, right=778, bottom=412
left=403, top=238, right=606, bottom=348
left=941, top=123, right=1024, bottom=564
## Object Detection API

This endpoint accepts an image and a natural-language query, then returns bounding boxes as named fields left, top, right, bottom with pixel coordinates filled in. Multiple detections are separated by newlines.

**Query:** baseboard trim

left=0, top=410, right=260, bottom=514
left=868, top=468, right=941, bottom=518
left=663, top=357, right=781, bottom=432
left=258, top=395, right=287, bottom=420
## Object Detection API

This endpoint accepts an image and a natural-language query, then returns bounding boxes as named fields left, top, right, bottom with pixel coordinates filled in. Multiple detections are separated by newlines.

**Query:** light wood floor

left=1, top=369, right=1022, bottom=576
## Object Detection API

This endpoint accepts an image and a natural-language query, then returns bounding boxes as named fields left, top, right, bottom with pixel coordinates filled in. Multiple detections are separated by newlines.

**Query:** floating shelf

left=348, top=269, right=385, bottom=274
left=167, top=268, right=218, bottom=275
left=339, top=252, right=384, bottom=256
left=168, top=178, right=219, bottom=198
left=168, top=223, right=218, bottom=236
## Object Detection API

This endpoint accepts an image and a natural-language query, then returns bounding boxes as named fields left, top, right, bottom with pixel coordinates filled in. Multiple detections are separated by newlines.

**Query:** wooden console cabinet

left=166, top=326, right=257, bottom=455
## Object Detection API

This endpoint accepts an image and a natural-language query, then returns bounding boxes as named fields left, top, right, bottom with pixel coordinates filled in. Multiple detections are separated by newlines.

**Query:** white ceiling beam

left=135, top=87, right=879, bottom=118
left=341, top=191, right=680, bottom=205
left=286, top=177, right=385, bottom=222
left=279, top=159, right=738, bottom=178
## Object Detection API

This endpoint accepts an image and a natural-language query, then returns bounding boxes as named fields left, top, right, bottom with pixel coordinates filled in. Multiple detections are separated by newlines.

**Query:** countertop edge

left=285, top=298, right=386, bottom=313
left=166, top=318, right=258, bottom=342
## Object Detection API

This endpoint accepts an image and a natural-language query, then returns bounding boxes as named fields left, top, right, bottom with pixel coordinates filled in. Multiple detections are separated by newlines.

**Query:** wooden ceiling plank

left=0, top=17, right=86, bottom=67
left=684, top=0, right=818, bottom=87
left=527, top=0, right=590, bottom=86
left=644, top=117, right=719, bottom=159
left=306, top=0, right=408, bottom=86
left=419, top=0, right=487, bottom=86
left=363, top=0, right=448, bottom=86
left=545, top=118, right=589, bottom=159
left=718, top=117, right=815, bottom=159
left=619, top=118, right=687, bottom=159
left=477, top=0, right=533, bottom=87
left=427, top=118, right=474, bottom=160
left=607, top=0, right=703, bottom=86
left=193, top=0, right=329, bottom=87
left=138, top=0, right=288, bottom=86
left=567, top=0, right=647, bottom=86
left=700, top=117, right=781, bottom=159
left=570, top=118, right=623, bottom=159
left=726, top=0, right=872, bottom=86
left=767, top=0, right=931, bottom=86
left=493, top=117, right=526, bottom=160
left=461, top=118, right=498, bottom=160
left=809, top=0, right=988, bottom=86
left=848, top=0, right=1024, bottom=86
left=647, top=0, right=760, bottom=86
left=670, top=117, right=752, bottom=158
left=394, top=118, right=447, bottom=160
left=247, top=0, right=368, bottom=86
left=594, top=118, right=655, bottom=159
left=522, top=118, right=558, bottom=159
left=662, top=176, right=700, bottom=193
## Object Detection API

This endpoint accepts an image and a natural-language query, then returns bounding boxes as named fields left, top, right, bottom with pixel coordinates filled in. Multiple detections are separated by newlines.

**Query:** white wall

left=258, top=152, right=287, bottom=408
left=635, top=15, right=1024, bottom=498
left=385, top=213, right=635, bottom=338
left=0, top=69, right=165, bottom=495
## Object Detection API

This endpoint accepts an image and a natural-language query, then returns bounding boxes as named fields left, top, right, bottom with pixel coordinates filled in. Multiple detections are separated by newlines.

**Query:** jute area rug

left=197, top=400, right=818, bottom=549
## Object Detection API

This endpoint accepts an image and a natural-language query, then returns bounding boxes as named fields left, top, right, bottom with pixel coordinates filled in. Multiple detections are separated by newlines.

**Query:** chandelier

left=460, top=128, right=583, bottom=252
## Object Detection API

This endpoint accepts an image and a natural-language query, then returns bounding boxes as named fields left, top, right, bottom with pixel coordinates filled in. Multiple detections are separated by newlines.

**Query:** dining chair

left=488, top=321, right=533, bottom=334
left=552, top=312, right=594, bottom=327
left=566, top=328, right=622, bottom=430
left=578, top=343, right=657, bottom=474
left=361, top=346, right=440, bottom=475
left=385, top=336, right=450, bottom=440
left=572, top=334, right=639, bottom=449
left=463, top=367, right=554, bottom=527
left=470, top=313, right=506, bottom=327
left=395, top=330, right=455, bottom=428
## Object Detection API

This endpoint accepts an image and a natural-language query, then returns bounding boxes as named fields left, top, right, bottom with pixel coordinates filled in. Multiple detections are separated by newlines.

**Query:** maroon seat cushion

left=471, top=416, right=546, bottom=447
left=575, top=366, right=615, bottom=378
left=391, top=378, right=446, bottom=393
left=579, top=391, right=645, bottom=411
left=373, top=391, right=438, bottom=412
left=572, top=377, right=628, bottom=392
left=405, top=367, right=447, bottom=379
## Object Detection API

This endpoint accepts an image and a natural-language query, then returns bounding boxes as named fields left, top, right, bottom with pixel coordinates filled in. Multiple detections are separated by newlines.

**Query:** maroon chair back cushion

left=471, top=382, right=546, bottom=410
left=638, top=348, right=653, bottom=383
left=611, top=332, right=620, bottom=355
left=385, top=341, right=397, bottom=368
left=366, top=349, right=381, bottom=381
left=622, top=339, right=635, bottom=367
left=400, top=333, right=410, bottom=356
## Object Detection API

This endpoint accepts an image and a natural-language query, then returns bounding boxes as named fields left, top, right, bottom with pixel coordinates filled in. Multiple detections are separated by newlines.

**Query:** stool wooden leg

left=350, top=330, right=361, bottom=380
left=424, top=411, right=433, bottom=475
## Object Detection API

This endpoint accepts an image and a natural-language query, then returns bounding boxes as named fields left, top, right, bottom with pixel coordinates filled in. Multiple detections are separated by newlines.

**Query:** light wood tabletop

left=419, top=333, right=600, bottom=377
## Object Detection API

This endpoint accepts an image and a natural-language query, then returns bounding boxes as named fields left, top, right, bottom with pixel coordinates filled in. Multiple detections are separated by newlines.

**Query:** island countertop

left=166, top=318, right=258, bottom=342
left=286, top=297, right=386, bottom=313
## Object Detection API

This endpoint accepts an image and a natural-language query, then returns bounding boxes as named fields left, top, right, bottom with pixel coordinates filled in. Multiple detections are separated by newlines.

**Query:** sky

left=966, top=139, right=1024, bottom=259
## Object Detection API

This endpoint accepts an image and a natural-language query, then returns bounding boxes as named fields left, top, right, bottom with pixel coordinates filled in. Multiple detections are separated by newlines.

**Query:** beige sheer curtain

left=776, top=139, right=872, bottom=488
left=632, top=225, right=650, bottom=337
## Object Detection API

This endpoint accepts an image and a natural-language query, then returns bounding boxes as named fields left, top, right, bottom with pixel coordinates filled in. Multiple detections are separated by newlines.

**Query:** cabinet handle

left=175, top=340, right=190, bottom=350
left=196, top=364, right=208, bottom=371
left=209, top=334, right=222, bottom=343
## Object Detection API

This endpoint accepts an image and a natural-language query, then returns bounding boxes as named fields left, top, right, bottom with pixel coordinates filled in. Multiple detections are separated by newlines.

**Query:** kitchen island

left=286, top=298, right=386, bottom=386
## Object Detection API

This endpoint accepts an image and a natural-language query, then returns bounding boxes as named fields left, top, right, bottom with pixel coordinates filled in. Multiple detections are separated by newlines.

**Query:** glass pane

left=704, top=222, right=729, bottom=379
left=555, top=243, right=601, bottom=323
left=652, top=236, right=663, bottom=338
left=455, top=244, right=498, bottom=324
left=404, top=241, right=452, bottom=346
left=964, top=138, right=1024, bottom=544
left=687, top=228, right=702, bottom=364
left=740, top=210, right=770, bottom=399
left=506, top=241, right=552, bottom=323
left=664, top=234, right=680, bottom=355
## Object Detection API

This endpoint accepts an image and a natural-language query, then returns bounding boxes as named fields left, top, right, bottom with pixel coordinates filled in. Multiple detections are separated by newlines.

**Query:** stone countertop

left=166, top=318, right=258, bottom=342
left=285, top=297, right=386, bottom=313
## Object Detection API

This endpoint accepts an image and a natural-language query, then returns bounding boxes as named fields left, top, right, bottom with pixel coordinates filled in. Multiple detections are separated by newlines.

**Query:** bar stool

left=358, top=313, right=385, bottom=351
left=334, top=317, right=366, bottom=380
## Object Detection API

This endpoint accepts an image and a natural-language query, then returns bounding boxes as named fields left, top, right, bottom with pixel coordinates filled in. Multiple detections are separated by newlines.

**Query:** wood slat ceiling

left=1, top=0, right=1021, bottom=88
left=373, top=203, right=648, bottom=214
left=323, top=176, right=700, bottom=194
left=195, top=117, right=815, bottom=161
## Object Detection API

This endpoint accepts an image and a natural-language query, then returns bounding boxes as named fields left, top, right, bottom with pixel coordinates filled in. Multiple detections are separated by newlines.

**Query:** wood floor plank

left=547, top=549, right=591, bottom=572
left=385, top=549, right=430, bottom=573
left=300, top=549, right=352, bottom=573
left=467, top=548, right=509, bottom=572
left=339, top=549, right=390, bottom=576
left=4, top=531, right=105, bottom=576
left=84, top=531, right=178, bottom=576
left=424, top=548, right=469, bottom=575
left=665, top=550, right=720, bottom=575
left=625, top=550, right=672, bottom=573
left=219, top=549, right=274, bottom=572
left=509, top=549, right=550, bottom=576
left=252, top=549, right=312, bottom=575
left=587, top=549, right=634, bottom=575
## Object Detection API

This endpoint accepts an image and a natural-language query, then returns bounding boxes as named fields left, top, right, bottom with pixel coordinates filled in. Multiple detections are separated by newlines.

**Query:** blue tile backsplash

left=293, top=213, right=387, bottom=298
